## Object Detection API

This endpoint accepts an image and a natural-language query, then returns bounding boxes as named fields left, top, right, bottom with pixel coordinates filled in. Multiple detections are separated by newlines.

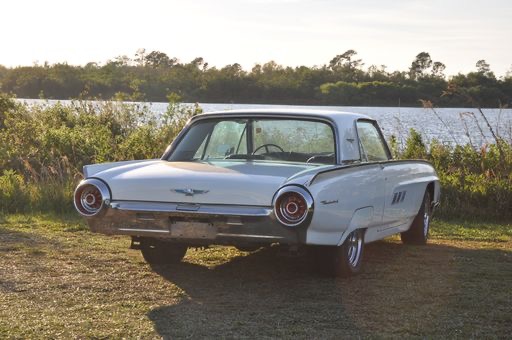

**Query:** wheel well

left=426, top=182, right=435, bottom=203
left=361, top=227, right=368, bottom=241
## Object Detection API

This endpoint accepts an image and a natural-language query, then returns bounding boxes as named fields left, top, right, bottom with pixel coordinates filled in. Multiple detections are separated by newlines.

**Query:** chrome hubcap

left=423, top=199, right=431, bottom=237
left=347, top=231, right=363, bottom=267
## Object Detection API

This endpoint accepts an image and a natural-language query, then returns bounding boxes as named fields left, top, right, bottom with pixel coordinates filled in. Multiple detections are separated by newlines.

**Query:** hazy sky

left=1, top=0, right=511, bottom=76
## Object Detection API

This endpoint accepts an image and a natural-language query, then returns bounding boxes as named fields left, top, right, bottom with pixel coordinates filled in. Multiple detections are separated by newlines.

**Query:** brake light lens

left=74, top=179, right=110, bottom=217
left=273, top=186, right=313, bottom=227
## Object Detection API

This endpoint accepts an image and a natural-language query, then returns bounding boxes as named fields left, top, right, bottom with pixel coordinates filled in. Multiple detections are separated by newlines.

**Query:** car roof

left=195, top=109, right=373, bottom=121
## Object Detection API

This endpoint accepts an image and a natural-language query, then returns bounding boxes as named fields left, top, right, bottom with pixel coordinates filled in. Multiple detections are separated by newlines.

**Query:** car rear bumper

left=85, top=200, right=305, bottom=246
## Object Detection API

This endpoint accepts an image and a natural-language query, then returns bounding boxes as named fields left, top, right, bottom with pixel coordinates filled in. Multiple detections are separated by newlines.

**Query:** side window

left=356, top=121, right=389, bottom=162
left=202, top=120, right=247, bottom=159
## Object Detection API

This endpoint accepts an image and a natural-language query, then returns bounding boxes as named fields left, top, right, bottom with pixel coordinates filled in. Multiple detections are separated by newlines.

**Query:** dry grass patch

left=0, top=214, right=510, bottom=338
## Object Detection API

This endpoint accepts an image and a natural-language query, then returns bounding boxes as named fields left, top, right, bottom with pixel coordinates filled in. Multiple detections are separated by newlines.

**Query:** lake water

left=18, top=99, right=512, bottom=147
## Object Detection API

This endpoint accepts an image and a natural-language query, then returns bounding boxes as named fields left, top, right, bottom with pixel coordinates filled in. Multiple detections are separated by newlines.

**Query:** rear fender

left=337, top=206, right=373, bottom=246
left=83, top=159, right=158, bottom=178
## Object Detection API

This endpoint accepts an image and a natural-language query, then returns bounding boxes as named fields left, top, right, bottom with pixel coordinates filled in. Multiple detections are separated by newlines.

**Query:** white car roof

left=198, top=109, right=372, bottom=121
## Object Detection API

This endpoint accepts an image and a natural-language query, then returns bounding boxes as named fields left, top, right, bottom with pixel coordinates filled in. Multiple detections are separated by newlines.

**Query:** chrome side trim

left=108, top=201, right=272, bottom=217
left=118, top=228, right=170, bottom=233
left=309, top=159, right=436, bottom=186
left=216, top=233, right=284, bottom=239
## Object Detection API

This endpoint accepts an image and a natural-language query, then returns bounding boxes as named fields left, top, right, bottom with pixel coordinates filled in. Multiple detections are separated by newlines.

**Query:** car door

left=355, top=120, right=388, bottom=228
left=357, top=121, right=413, bottom=229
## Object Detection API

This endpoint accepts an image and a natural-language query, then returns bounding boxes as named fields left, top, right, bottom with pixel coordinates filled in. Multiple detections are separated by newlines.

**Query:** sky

left=1, top=0, right=511, bottom=76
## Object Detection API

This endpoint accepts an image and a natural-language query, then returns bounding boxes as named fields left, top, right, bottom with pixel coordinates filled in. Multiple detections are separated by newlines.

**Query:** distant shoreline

left=12, top=97, right=512, bottom=147
left=15, top=98, right=511, bottom=111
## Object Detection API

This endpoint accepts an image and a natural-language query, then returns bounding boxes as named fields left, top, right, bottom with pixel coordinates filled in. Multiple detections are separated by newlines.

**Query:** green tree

left=329, top=49, right=364, bottom=82
left=431, top=61, right=446, bottom=78
left=134, top=48, right=146, bottom=67
left=476, top=59, right=491, bottom=74
left=145, top=51, right=176, bottom=68
left=0, top=50, right=510, bottom=107
left=409, top=52, right=432, bottom=79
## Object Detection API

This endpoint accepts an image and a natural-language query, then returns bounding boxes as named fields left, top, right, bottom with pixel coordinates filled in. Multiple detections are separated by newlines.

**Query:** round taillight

left=74, top=179, right=111, bottom=217
left=273, top=186, right=313, bottom=227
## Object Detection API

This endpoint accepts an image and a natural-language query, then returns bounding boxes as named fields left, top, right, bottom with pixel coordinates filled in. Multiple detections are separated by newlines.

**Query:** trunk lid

left=94, top=160, right=313, bottom=206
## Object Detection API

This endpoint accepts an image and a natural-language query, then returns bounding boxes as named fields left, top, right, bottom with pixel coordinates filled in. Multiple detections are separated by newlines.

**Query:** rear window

left=168, top=117, right=336, bottom=164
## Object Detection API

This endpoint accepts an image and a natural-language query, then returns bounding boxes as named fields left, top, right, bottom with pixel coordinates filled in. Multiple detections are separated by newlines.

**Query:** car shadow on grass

left=146, top=240, right=512, bottom=338
left=147, top=245, right=367, bottom=338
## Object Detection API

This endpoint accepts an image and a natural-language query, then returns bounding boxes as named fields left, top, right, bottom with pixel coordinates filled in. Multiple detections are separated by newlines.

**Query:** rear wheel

left=401, top=191, right=432, bottom=245
left=314, top=229, right=365, bottom=277
left=139, top=238, right=188, bottom=264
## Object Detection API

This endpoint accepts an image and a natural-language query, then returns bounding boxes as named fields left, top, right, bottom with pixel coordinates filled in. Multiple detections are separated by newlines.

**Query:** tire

left=401, top=190, right=432, bottom=245
left=140, top=238, right=188, bottom=264
left=314, top=229, right=365, bottom=277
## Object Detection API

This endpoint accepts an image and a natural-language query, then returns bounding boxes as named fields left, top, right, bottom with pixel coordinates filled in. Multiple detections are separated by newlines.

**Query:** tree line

left=0, top=49, right=511, bottom=107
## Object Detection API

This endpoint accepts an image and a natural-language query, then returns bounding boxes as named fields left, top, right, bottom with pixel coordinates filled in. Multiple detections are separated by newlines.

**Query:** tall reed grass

left=0, top=93, right=201, bottom=213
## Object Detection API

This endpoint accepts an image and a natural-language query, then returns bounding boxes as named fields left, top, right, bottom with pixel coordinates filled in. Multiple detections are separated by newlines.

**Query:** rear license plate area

left=169, top=220, right=217, bottom=239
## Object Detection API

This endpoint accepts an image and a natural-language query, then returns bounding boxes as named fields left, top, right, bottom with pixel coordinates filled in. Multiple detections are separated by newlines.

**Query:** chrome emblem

left=321, top=199, right=338, bottom=205
left=391, top=190, right=407, bottom=205
left=172, top=188, right=209, bottom=196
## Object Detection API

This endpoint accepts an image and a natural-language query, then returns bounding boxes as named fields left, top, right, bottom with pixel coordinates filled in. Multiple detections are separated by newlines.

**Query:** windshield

left=168, top=118, right=336, bottom=164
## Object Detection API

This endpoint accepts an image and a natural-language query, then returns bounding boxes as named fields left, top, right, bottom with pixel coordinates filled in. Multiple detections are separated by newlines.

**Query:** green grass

left=0, top=214, right=511, bottom=338
left=431, top=219, right=512, bottom=242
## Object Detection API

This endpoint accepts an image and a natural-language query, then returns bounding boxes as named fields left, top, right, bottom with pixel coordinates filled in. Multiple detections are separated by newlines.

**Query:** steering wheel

left=252, top=143, right=284, bottom=155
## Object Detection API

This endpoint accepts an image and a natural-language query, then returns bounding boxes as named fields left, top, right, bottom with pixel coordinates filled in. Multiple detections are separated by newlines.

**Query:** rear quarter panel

left=304, top=164, right=385, bottom=245
left=381, top=161, right=439, bottom=226
left=302, top=161, right=439, bottom=245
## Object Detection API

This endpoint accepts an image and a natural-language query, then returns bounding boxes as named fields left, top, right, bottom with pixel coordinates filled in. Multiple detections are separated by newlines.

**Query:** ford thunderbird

left=74, top=110, right=440, bottom=276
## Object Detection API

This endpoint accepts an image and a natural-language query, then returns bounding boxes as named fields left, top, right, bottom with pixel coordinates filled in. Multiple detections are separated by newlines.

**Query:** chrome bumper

left=85, top=200, right=304, bottom=246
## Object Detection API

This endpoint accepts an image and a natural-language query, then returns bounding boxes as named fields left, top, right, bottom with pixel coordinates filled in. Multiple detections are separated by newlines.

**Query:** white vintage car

left=74, top=110, right=440, bottom=276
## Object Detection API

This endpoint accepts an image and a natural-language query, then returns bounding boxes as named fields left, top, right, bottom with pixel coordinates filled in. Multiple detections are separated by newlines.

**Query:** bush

left=0, top=92, right=510, bottom=221
left=0, top=94, right=201, bottom=214
left=400, top=129, right=512, bottom=220
left=0, top=170, right=30, bottom=213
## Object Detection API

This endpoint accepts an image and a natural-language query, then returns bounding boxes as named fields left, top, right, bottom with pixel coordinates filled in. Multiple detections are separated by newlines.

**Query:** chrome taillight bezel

left=74, top=179, right=111, bottom=217
left=273, top=186, right=314, bottom=227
